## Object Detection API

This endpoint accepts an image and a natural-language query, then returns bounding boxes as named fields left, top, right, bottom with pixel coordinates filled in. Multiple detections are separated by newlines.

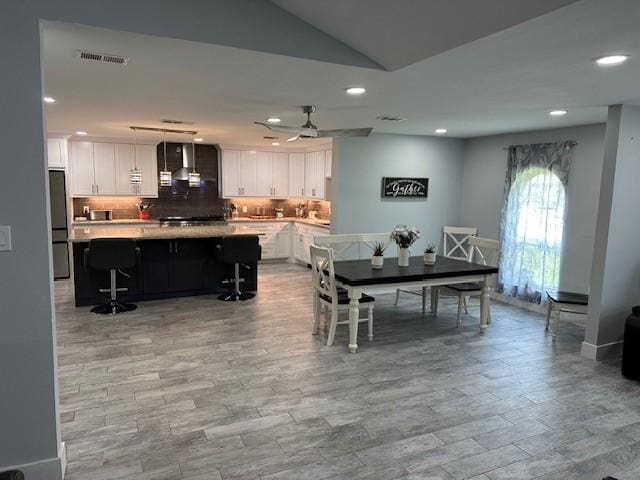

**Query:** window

left=499, top=166, right=565, bottom=303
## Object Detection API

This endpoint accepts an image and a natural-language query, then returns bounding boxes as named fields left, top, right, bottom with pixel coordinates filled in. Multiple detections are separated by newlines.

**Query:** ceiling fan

left=254, top=106, right=372, bottom=142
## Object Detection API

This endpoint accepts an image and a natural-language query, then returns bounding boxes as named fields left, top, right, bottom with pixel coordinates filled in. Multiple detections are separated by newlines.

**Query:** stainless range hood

left=172, top=143, right=214, bottom=181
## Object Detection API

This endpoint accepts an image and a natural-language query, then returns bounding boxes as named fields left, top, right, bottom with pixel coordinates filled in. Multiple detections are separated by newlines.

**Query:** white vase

left=424, top=252, right=436, bottom=265
left=371, top=255, right=384, bottom=269
left=398, top=248, right=410, bottom=267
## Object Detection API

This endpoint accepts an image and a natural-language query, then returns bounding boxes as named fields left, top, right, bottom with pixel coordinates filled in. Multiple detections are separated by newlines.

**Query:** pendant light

left=188, top=134, right=201, bottom=187
left=159, top=130, right=172, bottom=187
left=129, top=127, right=142, bottom=191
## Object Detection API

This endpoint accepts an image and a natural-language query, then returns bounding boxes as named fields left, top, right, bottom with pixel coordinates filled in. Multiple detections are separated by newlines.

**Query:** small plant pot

left=138, top=211, right=151, bottom=220
left=424, top=252, right=436, bottom=265
left=371, top=255, right=384, bottom=269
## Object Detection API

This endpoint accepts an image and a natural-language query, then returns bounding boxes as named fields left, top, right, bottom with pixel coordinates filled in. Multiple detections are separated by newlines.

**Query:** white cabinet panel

left=275, top=224, right=291, bottom=258
left=70, top=142, right=95, bottom=196
left=256, top=151, right=273, bottom=197
left=272, top=152, right=289, bottom=198
left=304, top=150, right=325, bottom=199
left=137, top=144, right=159, bottom=197
left=324, top=149, right=332, bottom=177
left=289, top=152, right=306, bottom=198
left=47, top=139, right=67, bottom=169
left=93, top=143, right=117, bottom=195
left=222, top=150, right=241, bottom=197
left=314, top=150, right=326, bottom=199
left=239, top=150, right=258, bottom=196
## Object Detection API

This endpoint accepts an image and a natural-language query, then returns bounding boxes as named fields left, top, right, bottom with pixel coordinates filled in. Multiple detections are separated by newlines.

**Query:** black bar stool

left=0, top=471, right=24, bottom=480
left=84, top=238, right=140, bottom=315
left=216, top=235, right=261, bottom=301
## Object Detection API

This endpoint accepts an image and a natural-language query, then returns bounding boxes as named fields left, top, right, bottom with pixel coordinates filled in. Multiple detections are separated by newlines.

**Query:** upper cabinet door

left=115, top=143, right=136, bottom=195
left=239, top=150, right=258, bottom=196
left=314, top=150, right=326, bottom=199
left=256, top=151, right=273, bottom=197
left=137, top=145, right=159, bottom=198
left=221, top=150, right=241, bottom=197
left=324, top=149, right=332, bottom=177
left=289, top=152, right=306, bottom=198
left=272, top=152, right=289, bottom=198
left=69, top=142, right=95, bottom=196
left=93, top=143, right=117, bottom=195
left=304, top=152, right=316, bottom=198
left=47, top=139, right=67, bottom=169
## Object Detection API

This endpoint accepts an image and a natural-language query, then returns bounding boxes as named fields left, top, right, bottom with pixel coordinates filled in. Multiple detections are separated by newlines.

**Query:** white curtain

left=498, top=141, right=575, bottom=303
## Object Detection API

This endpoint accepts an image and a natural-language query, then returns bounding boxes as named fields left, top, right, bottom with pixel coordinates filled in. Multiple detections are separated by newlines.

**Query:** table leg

left=431, top=286, right=439, bottom=314
left=480, top=277, right=490, bottom=332
left=348, top=288, right=362, bottom=353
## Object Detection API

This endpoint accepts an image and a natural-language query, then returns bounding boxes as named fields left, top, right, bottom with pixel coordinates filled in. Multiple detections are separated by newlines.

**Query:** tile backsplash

left=73, top=190, right=330, bottom=220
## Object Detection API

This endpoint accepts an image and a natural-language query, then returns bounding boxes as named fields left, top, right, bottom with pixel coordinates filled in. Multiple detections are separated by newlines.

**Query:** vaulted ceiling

left=43, top=0, right=640, bottom=146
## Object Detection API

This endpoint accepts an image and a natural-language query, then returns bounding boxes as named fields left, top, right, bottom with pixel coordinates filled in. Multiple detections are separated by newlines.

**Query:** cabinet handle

left=301, top=188, right=304, bottom=196
left=96, top=184, right=99, bottom=194
left=312, top=188, right=316, bottom=197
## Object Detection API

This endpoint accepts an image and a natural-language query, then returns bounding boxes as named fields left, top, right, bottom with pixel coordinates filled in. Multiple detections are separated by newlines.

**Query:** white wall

left=332, top=133, right=465, bottom=253
left=459, top=124, right=606, bottom=293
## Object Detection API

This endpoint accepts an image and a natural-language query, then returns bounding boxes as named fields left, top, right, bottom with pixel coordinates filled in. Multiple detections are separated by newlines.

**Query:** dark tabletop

left=333, top=256, right=498, bottom=287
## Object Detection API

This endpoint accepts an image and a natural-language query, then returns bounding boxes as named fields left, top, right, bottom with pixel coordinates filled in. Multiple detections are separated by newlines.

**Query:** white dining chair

left=435, top=236, right=500, bottom=327
left=395, top=226, right=478, bottom=311
left=310, top=244, right=374, bottom=347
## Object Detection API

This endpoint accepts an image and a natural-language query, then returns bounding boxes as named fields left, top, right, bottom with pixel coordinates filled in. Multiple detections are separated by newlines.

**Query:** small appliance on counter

left=274, top=208, right=284, bottom=218
left=308, top=210, right=317, bottom=220
left=89, top=209, right=113, bottom=221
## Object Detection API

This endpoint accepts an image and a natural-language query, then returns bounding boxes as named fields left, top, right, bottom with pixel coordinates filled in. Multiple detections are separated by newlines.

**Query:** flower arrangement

left=372, top=242, right=387, bottom=257
left=390, top=225, right=421, bottom=248
left=136, top=201, right=153, bottom=220
left=424, top=243, right=437, bottom=254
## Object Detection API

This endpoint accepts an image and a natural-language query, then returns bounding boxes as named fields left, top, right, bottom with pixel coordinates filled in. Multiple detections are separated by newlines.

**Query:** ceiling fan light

left=287, top=135, right=299, bottom=143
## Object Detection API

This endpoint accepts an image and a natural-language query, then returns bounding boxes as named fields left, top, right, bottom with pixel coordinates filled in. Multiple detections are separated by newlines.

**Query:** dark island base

left=72, top=238, right=258, bottom=307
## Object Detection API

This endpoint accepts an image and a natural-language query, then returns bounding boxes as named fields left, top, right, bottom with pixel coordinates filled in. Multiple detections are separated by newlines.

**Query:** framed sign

left=381, top=177, right=428, bottom=198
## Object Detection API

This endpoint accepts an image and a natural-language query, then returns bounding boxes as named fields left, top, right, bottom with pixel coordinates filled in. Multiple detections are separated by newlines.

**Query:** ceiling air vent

left=376, top=115, right=407, bottom=122
left=161, top=119, right=195, bottom=125
left=74, top=49, right=129, bottom=65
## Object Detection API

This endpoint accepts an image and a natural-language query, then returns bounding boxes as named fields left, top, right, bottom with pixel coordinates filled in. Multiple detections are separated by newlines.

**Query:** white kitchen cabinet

left=256, top=151, right=273, bottom=196
left=115, top=144, right=158, bottom=197
left=324, top=149, right=332, bottom=177
left=70, top=142, right=96, bottom=196
left=222, top=150, right=241, bottom=197
left=47, top=138, right=67, bottom=169
left=304, top=150, right=325, bottom=199
left=274, top=223, right=291, bottom=258
left=272, top=152, right=289, bottom=198
left=293, top=223, right=329, bottom=264
left=289, top=152, right=306, bottom=198
left=92, top=143, right=117, bottom=195
left=239, top=150, right=258, bottom=196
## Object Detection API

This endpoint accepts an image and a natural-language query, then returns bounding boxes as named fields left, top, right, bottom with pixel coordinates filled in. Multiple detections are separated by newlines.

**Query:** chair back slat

left=443, top=226, right=478, bottom=259
left=314, top=233, right=391, bottom=260
left=310, top=244, right=337, bottom=300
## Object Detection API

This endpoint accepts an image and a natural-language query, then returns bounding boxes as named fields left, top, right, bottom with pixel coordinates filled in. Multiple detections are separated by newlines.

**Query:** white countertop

left=72, top=217, right=331, bottom=228
left=68, top=224, right=260, bottom=243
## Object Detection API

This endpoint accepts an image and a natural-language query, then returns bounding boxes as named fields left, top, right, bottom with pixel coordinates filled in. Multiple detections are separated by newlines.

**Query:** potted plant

left=390, top=225, right=421, bottom=267
left=424, top=243, right=437, bottom=265
left=371, top=242, right=386, bottom=269
left=136, top=201, right=153, bottom=220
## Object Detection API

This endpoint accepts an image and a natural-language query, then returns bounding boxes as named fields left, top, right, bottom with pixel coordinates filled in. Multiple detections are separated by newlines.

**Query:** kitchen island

left=69, top=224, right=261, bottom=307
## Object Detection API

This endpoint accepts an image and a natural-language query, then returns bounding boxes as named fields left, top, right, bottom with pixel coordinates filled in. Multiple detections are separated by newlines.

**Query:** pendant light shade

left=159, top=130, right=172, bottom=187
left=188, top=135, right=201, bottom=188
left=129, top=128, right=142, bottom=191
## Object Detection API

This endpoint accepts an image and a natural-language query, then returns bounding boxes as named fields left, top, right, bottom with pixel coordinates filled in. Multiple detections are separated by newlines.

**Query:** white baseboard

left=581, top=340, right=622, bottom=360
left=2, top=446, right=65, bottom=480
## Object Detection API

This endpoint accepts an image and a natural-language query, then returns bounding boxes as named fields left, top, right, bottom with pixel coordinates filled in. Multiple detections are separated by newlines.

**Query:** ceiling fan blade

left=316, top=127, right=373, bottom=138
left=254, top=122, right=319, bottom=137
left=286, top=135, right=300, bottom=143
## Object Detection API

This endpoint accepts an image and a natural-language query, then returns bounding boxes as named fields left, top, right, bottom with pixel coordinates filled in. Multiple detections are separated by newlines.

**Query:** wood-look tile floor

left=55, top=263, right=639, bottom=480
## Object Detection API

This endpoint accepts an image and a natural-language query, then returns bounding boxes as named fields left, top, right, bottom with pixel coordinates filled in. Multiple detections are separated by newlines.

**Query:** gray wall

left=459, top=124, right=606, bottom=293
left=332, top=133, right=465, bottom=253
left=585, top=105, right=640, bottom=355
left=0, top=0, right=379, bottom=475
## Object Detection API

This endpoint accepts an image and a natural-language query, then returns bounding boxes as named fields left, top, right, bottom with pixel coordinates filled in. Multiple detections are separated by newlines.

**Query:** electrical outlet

left=242, top=205, right=247, bottom=213
left=83, top=206, right=90, bottom=214
left=0, top=226, right=12, bottom=251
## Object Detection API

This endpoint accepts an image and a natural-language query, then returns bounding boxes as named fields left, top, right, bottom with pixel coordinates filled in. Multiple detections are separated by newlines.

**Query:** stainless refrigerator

left=49, top=170, right=70, bottom=279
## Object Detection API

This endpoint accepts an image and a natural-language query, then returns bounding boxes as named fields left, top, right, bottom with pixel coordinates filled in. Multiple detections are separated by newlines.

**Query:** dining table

left=332, top=255, right=499, bottom=353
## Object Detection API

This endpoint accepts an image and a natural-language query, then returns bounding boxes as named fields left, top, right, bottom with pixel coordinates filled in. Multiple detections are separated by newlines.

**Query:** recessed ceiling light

left=549, top=110, right=568, bottom=116
left=267, top=117, right=281, bottom=123
left=271, top=142, right=280, bottom=146
left=345, top=86, right=366, bottom=95
left=595, top=54, right=629, bottom=66
left=194, top=138, right=203, bottom=142
left=43, top=96, right=56, bottom=103
left=435, top=128, right=447, bottom=134
left=76, top=131, right=88, bottom=135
